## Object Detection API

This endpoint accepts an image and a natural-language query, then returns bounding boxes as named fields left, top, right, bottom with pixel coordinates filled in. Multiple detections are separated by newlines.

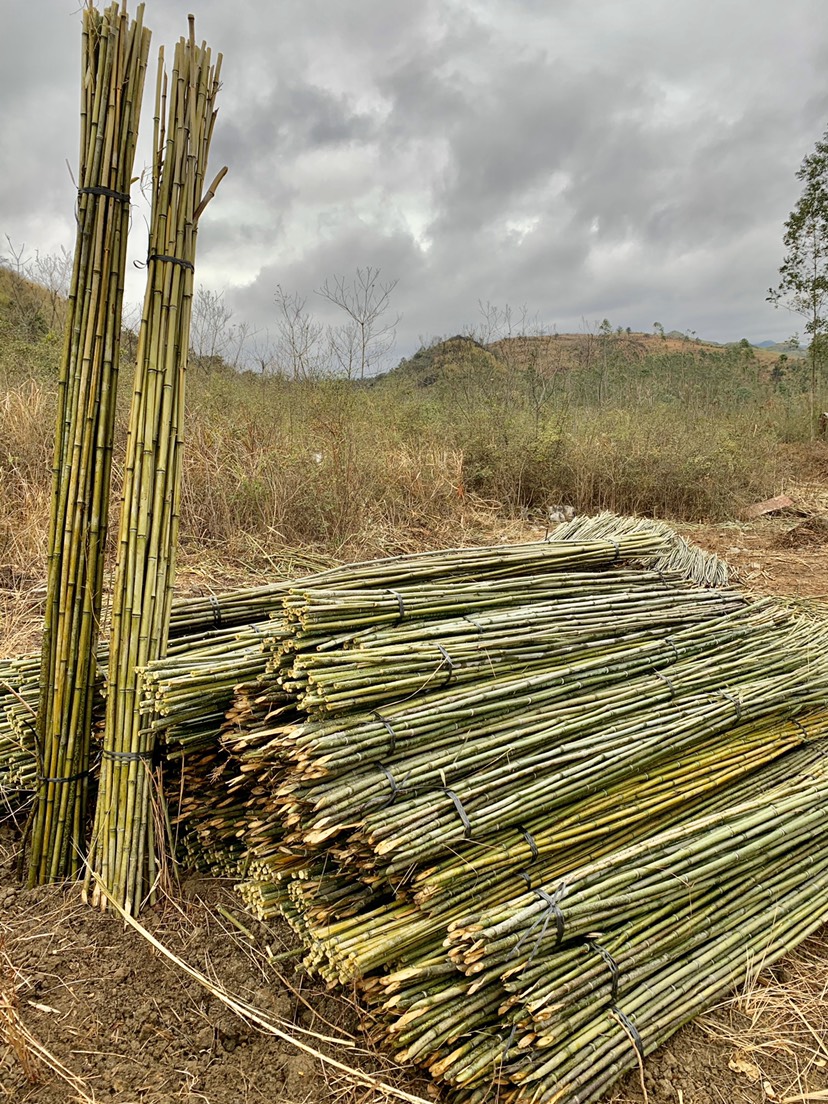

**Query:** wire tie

left=371, top=711, right=397, bottom=754
left=533, top=887, right=565, bottom=947
left=513, top=883, right=568, bottom=970
left=791, top=717, right=810, bottom=740
left=517, top=870, right=533, bottom=888
left=38, top=768, right=91, bottom=785
left=444, top=787, right=473, bottom=837
left=610, top=1006, right=645, bottom=1060
left=720, top=690, right=743, bottom=720
left=387, top=589, right=406, bottom=619
left=78, top=185, right=131, bottom=203
left=435, top=643, right=455, bottom=686
left=587, top=939, right=620, bottom=1004
left=378, top=764, right=400, bottom=805
left=653, top=669, right=676, bottom=698
left=101, top=748, right=155, bottom=763
left=604, top=538, right=621, bottom=562
left=463, top=615, right=484, bottom=634
left=518, top=825, right=539, bottom=861
left=664, top=635, right=681, bottom=663
left=209, top=595, right=223, bottom=628
left=147, top=253, right=195, bottom=271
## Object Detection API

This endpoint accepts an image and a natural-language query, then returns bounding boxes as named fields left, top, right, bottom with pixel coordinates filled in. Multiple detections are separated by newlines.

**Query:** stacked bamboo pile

left=29, top=2, right=151, bottom=885
left=162, top=519, right=727, bottom=872
left=0, top=655, right=42, bottom=793
left=161, top=516, right=828, bottom=1104
left=7, top=512, right=828, bottom=1100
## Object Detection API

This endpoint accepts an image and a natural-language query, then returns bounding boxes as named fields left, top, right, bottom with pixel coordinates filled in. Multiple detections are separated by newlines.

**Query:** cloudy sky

left=2, top=0, right=828, bottom=364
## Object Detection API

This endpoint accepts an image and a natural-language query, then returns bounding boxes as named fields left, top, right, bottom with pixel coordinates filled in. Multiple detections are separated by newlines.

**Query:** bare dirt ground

left=5, top=503, right=828, bottom=1104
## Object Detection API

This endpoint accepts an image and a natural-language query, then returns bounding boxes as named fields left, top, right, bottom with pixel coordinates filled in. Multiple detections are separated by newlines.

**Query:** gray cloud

left=2, top=0, right=828, bottom=360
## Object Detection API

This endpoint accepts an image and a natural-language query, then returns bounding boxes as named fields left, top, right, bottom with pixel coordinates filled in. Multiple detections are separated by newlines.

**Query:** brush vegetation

left=1, top=269, right=825, bottom=583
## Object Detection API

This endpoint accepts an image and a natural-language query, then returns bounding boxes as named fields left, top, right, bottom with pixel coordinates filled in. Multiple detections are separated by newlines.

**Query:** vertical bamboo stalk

left=29, top=3, right=150, bottom=885
left=87, top=18, right=225, bottom=914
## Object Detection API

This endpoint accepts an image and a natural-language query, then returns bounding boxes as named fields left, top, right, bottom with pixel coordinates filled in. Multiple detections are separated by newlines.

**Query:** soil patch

left=0, top=823, right=430, bottom=1103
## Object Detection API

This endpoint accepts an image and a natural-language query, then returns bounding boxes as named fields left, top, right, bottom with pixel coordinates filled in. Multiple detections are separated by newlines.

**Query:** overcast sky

left=2, top=0, right=828, bottom=364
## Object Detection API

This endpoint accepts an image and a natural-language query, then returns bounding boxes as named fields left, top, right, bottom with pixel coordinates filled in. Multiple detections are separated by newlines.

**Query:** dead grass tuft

left=699, top=933, right=828, bottom=1102
left=0, top=939, right=40, bottom=1085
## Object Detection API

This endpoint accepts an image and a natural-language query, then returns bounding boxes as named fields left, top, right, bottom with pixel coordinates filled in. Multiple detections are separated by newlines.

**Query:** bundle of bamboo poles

left=86, top=21, right=225, bottom=914
left=28, top=2, right=150, bottom=885
left=156, top=517, right=828, bottom=1104
left=9, top=506, right=828, bottom=1101
left=163, top=514, right=726, bottom=636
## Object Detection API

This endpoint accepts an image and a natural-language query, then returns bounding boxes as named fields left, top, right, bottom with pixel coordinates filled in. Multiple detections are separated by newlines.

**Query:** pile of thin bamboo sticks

left=28, top=2, right=150, bottom=885
left=159, top=516, right=828, bottom=1104
left=7, top=503, right=828, bottom=1099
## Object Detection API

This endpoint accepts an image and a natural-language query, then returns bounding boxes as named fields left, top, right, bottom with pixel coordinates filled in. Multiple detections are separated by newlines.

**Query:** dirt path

left=4, top=511, right=828, bottom=1104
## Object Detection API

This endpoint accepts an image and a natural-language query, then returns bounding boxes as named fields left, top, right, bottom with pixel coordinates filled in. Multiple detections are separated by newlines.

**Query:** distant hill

left=385, top=328, right=791, bottom=390
left=753, top=339, right=805, bottom=356
left=384, top=335, right=501, bottom=388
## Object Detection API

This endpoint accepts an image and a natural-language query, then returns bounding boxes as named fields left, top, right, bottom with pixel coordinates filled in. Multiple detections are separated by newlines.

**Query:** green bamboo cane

left=87, top=19, right=225, bottom=915
left=29, top=3, right=150, bottom=885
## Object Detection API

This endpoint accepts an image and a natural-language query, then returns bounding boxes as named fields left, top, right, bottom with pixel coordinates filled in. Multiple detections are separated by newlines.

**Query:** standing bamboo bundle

left=28, top=3, right=150, bottom=885
left=87, top=20, right=225, bottom=914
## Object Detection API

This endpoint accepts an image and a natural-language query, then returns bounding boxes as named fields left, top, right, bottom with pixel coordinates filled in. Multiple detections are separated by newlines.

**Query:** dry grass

left=698, top=935, right=828, bottom=1103
left=0, top=939, right=41, bottom=1087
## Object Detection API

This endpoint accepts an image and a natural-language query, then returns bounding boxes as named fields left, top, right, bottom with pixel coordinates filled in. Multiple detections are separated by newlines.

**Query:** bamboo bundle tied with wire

left=28, top=3, right=151, bottom=885
left=86, top=17, right=226, bottom=915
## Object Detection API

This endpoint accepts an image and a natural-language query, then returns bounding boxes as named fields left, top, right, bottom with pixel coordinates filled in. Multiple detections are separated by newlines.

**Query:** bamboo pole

left=86, top=17, right=224, bottom=914
left=28, top=3, right=150, bottom=885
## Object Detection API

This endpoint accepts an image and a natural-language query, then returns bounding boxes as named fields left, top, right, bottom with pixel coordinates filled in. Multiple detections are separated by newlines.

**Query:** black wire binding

left=610, top=1006, right=644, bottom=1059
left=79, top=185, right=131, bottom=203
left=435, top=643, right=455, bottom=686
left=387, top=589, right=406, bottom=619
left=444, top=787, right=473, bottom=837
left=720, top=690, right=743, bottom=720
left=604, top=537, right=621, bottom=562
left=148, top=253, right=195, bottom=271
left=518, top=825, right=539, bottom=861
left=587, top=939, right=620, bottom=1003
left=371, top=710, right=398, bottom=754
left=792, top=717, right=810, bottom=740
left=653, top=669, right=677, bottom=697
left=378, top=763, right=400, bottom=804
left=532, top=887, right=565, bottom=947
left=209, top=594, right=223, bottom=628
left=39, top=768, right=92, bottom=785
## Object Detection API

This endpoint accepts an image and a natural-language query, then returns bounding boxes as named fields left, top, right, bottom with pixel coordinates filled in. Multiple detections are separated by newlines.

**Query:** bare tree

left=315, top=266, right=399, bottom=379
left=32, top=246, right=73, bottom=333
left=274, top=285, right=326, bottom=379
left=247, top=328, right=279, bottom=375
left=1, top=237, right=72, bottom=339
left=189, top=286, right=243, bottom=370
